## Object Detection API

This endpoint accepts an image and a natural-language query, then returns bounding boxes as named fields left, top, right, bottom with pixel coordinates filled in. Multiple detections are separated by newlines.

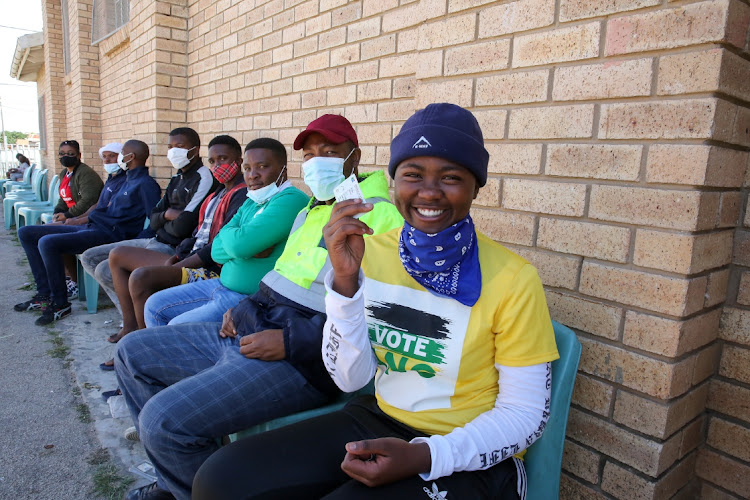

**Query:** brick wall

left=35, top=0, right=750, bottom=498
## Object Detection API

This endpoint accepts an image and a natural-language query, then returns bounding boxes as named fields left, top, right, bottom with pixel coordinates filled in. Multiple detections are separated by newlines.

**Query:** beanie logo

left=412, top=136, right=432, bottom=149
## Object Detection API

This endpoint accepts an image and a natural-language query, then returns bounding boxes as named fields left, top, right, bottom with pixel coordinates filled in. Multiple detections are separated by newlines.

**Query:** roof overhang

left=10, top=32, right=44, bottom=82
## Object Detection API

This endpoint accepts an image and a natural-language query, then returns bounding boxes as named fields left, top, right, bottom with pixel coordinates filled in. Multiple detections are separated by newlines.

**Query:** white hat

left=99, top=142, right=124, bottom=159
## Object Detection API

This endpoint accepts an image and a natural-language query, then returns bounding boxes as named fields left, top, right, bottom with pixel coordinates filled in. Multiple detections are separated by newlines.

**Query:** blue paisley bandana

left=398, top=215, right=482, bottom=307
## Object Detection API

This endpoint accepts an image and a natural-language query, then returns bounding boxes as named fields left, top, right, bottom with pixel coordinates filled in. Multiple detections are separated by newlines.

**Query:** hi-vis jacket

left=230, top=169, right=403, bottom=397
left=261, top=169, right=404, bottom=313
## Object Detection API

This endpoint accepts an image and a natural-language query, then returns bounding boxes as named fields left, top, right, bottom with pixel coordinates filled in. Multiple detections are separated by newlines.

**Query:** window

left=38, top=95, right=46, bottom=151
left=92, top=0, right=129, bottom=45
left=61, top=0, right=70, bottom=74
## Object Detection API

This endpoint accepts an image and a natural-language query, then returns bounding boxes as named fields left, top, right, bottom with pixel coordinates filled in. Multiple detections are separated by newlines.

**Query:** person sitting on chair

left=192, top=103, right=559, bottom=500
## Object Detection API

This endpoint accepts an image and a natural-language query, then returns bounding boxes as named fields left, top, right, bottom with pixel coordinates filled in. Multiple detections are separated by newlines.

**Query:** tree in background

left=5, top=131, right=28, bottom=144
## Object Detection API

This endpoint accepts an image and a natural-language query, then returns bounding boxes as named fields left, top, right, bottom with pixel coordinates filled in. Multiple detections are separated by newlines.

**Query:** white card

left=333, top=174, right=365, bottom=203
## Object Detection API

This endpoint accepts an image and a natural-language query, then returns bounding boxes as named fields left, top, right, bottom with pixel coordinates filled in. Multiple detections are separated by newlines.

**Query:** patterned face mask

left=398, top=215, right=482, bottom=307
left=211, top=160, right=241, bottom=184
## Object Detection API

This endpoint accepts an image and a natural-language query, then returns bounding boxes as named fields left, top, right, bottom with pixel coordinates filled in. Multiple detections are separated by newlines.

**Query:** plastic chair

left=16, top=175, right=60, bottom=228
left=228, top=380, right=376, bottom=442
left=524, top=321, right=582, bottom=500
left=4, top=169, right=47, bottom=229
left=76, top=255, right=100, bottom=314
left=75, top=218, right=152, bottom=314
left=40, top=212, right=54, bottom=224
left=2, top=164, right=35, bottom=198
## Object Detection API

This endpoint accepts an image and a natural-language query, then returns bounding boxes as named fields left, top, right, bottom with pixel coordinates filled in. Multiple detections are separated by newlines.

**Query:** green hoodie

left=211, top=184, right=310, bottom=295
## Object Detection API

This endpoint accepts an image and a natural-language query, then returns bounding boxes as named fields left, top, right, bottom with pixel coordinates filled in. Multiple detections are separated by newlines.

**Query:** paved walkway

left=0, top=223, right=150, bottom=499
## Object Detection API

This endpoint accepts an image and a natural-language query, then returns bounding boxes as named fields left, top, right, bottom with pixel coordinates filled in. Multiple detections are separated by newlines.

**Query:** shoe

left=125, top=482, right=175, bottom=500
left=35, top=302, right=72, bottom=326
left=14, top=294, right=49, bottom=312
left=124, top=426, right=140, bottom=442
left=66, top=277, right=78, bottom=300
left=99, top=360, right=115, bottom=371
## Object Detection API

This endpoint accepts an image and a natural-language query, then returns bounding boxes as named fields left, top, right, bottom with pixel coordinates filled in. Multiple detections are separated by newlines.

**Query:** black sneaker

left=125, top=481, right=175, bottom=500
left=35, top=302, right=72, bottom=326
left=14, top=294, right=49, bottom=312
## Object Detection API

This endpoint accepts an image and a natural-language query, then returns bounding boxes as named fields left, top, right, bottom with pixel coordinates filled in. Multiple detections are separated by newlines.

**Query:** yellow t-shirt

left=361, top=229, right=559, bottom=436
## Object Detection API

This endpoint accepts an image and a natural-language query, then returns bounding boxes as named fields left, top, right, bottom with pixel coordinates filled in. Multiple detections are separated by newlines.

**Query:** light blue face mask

left=247, top=166, right=286, bottom=205
left=103, top=162, right=121, bottom=175
left=302, top=148, right=355, bottom=201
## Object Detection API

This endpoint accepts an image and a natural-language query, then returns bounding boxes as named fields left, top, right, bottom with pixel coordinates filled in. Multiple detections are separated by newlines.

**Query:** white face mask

left=167, top=146, right=197, bottom=170
left=117, top=152, right=133, bottom=170
left=103, top=162, right=121, bottom=174
left=247, top=166, right=286, bottom=205
left=302, top=149, right=354, bottom=201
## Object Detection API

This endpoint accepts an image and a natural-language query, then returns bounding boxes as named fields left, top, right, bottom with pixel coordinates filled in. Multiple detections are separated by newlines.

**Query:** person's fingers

left=340, top=453, right=379, bottom=486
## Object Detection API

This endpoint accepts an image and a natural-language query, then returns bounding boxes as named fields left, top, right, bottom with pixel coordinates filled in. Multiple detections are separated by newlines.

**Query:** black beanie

left=388, top=103, right=489, bottom=187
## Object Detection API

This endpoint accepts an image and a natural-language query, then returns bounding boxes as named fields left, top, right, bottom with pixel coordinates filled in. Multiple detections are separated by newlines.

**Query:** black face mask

left=60, top=156, right=79, bottom=168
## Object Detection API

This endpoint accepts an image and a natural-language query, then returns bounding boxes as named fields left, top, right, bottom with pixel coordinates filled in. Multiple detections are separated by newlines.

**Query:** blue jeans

left=18, top=224, right=117, bottom=305
left=143, top=279, right=248, bottom=328
left=114, top=323, right=328, bottom=500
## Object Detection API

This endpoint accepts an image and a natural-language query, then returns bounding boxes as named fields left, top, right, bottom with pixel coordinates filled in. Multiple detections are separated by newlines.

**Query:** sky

left=0, top=0, right=44, bottom=134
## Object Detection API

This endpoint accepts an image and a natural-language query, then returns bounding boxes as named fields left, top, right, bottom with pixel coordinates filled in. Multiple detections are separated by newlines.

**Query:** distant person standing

left=7, top=153, right=31, bottom=181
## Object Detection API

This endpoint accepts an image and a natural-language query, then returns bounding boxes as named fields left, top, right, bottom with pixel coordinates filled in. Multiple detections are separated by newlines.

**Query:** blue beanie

left=388, top=103, right=489, bottom=187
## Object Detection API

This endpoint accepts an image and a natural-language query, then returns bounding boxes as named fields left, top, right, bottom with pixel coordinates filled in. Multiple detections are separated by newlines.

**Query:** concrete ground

left=0, top=225, right=151, bottom=500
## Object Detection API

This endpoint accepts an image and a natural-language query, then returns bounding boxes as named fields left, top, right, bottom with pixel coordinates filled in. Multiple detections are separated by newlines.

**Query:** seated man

left=140, top=137, right=309, bottom=327
left=106, top=135, right=247, bottom=345
left=115, top=114, right=404, bottom=500
left=58, top=142, right=127, bottom=299
left=14, top=140, right=161, bottom=325
left=79, top=127, right=218, bottom=321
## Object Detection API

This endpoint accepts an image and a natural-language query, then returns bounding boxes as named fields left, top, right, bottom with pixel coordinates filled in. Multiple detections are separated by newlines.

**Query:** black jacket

left=149, top=162, right=219, bottom=247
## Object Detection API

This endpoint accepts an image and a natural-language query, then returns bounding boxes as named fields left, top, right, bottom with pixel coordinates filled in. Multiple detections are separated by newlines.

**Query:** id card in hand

left=334, top=174, right=366, bottom=218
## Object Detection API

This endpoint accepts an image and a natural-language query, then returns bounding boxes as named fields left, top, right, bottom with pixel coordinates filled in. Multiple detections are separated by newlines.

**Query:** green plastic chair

left=228, top=320, right=581, bottom=500
left=16, top=175, right=60, bottom=228
left=524, top=321, right=581, bottom=500
left=4, top=169, right=47, bottom=229
left=2, top=163, right=35, bottom=198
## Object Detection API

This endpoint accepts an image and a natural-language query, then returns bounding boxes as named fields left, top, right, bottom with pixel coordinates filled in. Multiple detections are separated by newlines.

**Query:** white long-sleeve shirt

left=322, top=269, right=553, bottom=481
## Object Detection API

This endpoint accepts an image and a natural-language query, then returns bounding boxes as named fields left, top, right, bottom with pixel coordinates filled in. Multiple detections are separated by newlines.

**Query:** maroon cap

left=293, top=114, right=359, bottom=150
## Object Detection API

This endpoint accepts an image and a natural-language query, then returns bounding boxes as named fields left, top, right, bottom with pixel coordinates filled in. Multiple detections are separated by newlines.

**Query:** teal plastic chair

left=16, top=175, right=60, bottom=228
left=75, top=218, right=151, bottom=314
left=4, top=169, right=47, bottom=229
left=2, top=164, right=35, bottom=197
left=228, top=320, right=581, bottom=500
left=524, top=321, right=581, bottom=500
left=76, top=254, right=100, bottom=314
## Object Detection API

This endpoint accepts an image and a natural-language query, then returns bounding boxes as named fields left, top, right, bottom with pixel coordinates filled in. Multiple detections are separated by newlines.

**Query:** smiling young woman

left=192, top=104, right=560, bottom=500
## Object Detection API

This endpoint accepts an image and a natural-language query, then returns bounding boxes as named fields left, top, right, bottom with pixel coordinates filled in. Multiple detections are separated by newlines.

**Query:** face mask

left=167, top=146, right=197, bottom=170
left=212, top=161, right=241, bottom=184
left=60, top=155, right=79, bottom=168
left=103, top=163, right=121, bottom=175
left=302, top=149, right=354, bottom=201
left=117, top=152, right=133, bottom=170
left=247, top=166, right=286, bottom=205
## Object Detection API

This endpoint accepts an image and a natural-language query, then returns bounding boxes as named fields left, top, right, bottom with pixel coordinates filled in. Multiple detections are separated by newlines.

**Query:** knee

left=129, top=268, right=149, bottom=296
left=94, top=259, right=111, bottom=283
left=108, top=246, right=126, bottom=267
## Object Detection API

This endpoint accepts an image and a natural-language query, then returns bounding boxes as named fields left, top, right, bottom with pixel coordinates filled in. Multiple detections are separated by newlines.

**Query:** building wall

left=35, top=0, right=750, bottom=498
